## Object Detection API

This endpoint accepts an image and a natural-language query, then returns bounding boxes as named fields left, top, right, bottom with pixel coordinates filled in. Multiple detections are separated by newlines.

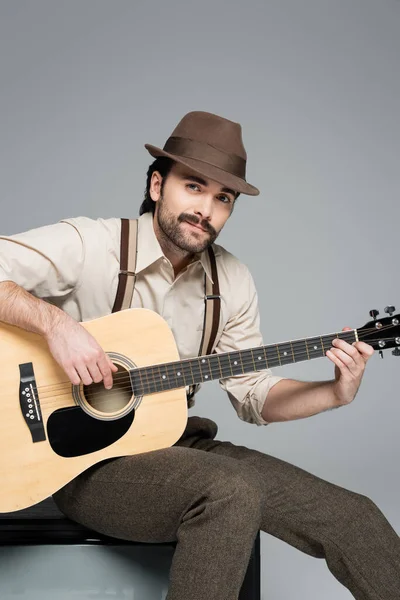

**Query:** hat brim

left=144, top=144, right=260, bottom=196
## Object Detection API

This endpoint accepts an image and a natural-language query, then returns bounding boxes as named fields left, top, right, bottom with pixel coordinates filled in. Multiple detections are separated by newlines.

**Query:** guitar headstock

left=357, top=306, right=400, bottom=357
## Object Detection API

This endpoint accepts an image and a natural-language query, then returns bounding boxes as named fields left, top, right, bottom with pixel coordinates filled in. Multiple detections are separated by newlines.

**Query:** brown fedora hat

left=144, top=111, right=259, bottom=196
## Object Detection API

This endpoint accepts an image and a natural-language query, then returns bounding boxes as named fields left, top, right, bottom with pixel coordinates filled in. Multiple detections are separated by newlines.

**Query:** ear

left=149, top=170, right=163, bottom=202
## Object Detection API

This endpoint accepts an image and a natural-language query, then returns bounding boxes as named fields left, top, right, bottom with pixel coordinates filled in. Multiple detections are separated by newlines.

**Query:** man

left=0, top=111, right=398, bottom=599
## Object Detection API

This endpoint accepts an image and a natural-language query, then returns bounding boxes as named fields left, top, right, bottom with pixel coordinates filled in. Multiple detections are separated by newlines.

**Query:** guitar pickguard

left=47, top=406, right=135, bottom=458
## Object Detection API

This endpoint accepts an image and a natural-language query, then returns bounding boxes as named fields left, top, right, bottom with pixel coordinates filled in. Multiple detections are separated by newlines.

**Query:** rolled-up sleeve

left=216, top=264, right=285, bottom=426
left=0, top=221, right=84, bottom=298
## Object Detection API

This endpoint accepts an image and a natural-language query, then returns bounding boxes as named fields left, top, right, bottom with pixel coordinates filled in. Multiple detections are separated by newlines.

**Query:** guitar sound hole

left=83, top=364, right=133, bottom=414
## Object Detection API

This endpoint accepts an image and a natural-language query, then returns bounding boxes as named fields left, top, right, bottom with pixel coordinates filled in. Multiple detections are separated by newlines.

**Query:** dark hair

left=139, top=157, right=176, bottom=215
left=139, top=156, right=240, bottom=215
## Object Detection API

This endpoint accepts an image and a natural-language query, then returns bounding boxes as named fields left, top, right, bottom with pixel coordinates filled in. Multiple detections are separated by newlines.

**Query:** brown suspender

left=198, top=248, right=221, bottom=355
left=112, top=219, right=138, bottom=313
left=112, top=218, right=221, bottom=404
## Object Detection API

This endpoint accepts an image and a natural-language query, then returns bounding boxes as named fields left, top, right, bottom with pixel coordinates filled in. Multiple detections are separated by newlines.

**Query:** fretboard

left=129, top=329, right=357, bottom=396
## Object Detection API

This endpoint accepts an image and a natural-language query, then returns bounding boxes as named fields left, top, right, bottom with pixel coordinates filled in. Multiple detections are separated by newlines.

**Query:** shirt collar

left=135, top=211, right=214, bottom=283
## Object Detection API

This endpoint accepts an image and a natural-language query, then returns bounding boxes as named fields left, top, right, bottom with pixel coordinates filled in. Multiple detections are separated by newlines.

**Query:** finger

left=329, top=347, right=357, bottom=370
left=326, top=349, right=347, bottom=371
left=87, top=362, right=103, bottom=384
left=353, top=341, right=375, bottom=358
left=332, top=338, right=361, bottom=363
left=342, top=326, right=352, bottom=331
left=98, top=355, right=114, bottom=389
left=66, top=366, right=81, bottom=386
left=75, top=364, right=93, bottom=386
left=107, top=356, right=118, bottom=372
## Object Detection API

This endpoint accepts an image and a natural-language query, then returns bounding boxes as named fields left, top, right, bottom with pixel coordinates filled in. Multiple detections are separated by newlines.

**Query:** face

left=151, top=162, right=236, bottom=254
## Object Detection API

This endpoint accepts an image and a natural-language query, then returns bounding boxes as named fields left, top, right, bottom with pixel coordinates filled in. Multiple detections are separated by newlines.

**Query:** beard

left=155, top=194, right=219, bottom=254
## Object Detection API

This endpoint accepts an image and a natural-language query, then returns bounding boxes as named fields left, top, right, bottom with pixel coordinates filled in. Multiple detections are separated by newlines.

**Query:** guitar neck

left=129, top=329, right=358, bottom=396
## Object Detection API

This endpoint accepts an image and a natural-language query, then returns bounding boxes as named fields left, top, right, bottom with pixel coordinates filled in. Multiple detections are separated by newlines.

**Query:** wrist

left=41, top=305, right=69, bottom=340
left=330, top=380, right=348, bottom=407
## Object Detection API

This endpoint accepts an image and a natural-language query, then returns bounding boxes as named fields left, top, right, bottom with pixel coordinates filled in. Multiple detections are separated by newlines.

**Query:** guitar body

left=0, top=309, right=188, bottom=513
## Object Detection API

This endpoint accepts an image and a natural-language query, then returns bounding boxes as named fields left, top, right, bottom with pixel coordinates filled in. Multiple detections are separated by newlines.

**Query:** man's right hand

left=45, top=314, right=118, bottom=389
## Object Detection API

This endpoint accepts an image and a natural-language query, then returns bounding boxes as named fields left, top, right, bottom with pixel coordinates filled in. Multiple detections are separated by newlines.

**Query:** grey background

left=0, top=0, right=399, bottom=598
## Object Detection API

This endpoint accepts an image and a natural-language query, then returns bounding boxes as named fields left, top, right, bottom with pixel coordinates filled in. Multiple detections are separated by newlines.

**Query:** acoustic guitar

left=0, top=305, right=398, bottom=513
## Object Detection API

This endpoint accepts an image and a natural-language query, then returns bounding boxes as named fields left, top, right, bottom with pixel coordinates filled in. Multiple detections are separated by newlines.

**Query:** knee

left=209, top=464, right=264, bottom=524
left=353, top=493, right=382, bottom=517
left=336, top=489, right=382, bottom=525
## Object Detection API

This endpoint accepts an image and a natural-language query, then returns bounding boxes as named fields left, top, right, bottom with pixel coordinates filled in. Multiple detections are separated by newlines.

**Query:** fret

left=296, top=339, right=308, bottom=362
left=322, top=334, right=338, bottom=349
left=135, top=369, right=144, bottom=396
left=164, top=364, right=173, bottom=389
left=214, top=356, right=228, bottom=379
left=144, top=366, right=151, bottom=393
left=249, top=348, right=261, bottom=371
left=224, top=353, right=233, bottom=377
left=304, top=339, right=310, bottom=360
left=198, top=356, right=215, bottom=382
left=208, top=355, right=223, bottom=380
left=206, top=356, right=213, bottom=380
left=262, top=345, right=275, bottom=367
left=249, top=350, right=257, bottom=371
left=216, top=354, right=223, bottom=378
left=192, top=358, right=203, bottom=382
left=196, top=357, right=207, bottom=382
left=188, top=359, right=195, bottom=386
left=251, top=348, right=267, bottom=369
left=157, top=364, right=169, bottom=391
left=166, top=362, right=178, bottom=388
left=183, top=360, right=194, bottom=385
left=289, top=341, right=295, bottom=362
left=304, top=336, right=325, bottom=359
left=238, top=350, right=245, bottom=373
left=262, top=346, right=270, bottom=368
left=226, top=351, right=244, bottom=376
left=167, top=361, right=186, bottom=387
left=129, top=371, right=141, bottom=396
left=276, top=344, right=282, bottom=366
left=141, top=366, right=155, bottom=395
left=272, top=343, right=292, bottom=366
left=239, top=350, right=250, bottom=371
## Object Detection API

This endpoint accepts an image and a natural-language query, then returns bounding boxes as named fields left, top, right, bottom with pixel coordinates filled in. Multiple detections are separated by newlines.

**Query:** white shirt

left=0, top=211, right=285, bottom=425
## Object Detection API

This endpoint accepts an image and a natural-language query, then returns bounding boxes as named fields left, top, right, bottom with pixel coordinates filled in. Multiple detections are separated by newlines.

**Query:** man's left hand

left=326, top=327, right=375, bottom=406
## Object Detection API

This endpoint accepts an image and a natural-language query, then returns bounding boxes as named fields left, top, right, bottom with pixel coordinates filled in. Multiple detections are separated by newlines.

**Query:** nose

left=194, top=195, right=213, bottom=221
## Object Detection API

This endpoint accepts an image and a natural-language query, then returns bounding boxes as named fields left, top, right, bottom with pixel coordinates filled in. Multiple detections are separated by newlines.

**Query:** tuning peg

left=384, top=305, right=396, bottom=316
left=379, top=350, right=384, bottom=359
left=392, top=348, right=400, bottom=357
left=369, top=309, right=379, bottom=321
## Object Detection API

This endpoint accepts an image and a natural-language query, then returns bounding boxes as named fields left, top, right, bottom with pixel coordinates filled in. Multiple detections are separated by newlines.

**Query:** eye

left=218, top=195, right=232, bottom=204
left=187, top=183, right=200, bottom=191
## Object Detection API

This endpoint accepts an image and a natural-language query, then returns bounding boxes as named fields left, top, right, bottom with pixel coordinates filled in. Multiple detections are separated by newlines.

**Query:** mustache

left=178, top=214, right=215, bottom=235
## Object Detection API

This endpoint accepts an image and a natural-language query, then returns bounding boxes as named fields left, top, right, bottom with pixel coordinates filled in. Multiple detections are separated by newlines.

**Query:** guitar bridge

left=19, top=363, right=46, bottom=443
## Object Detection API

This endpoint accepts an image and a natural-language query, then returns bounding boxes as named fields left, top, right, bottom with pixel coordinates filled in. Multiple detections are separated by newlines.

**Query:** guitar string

left=35, top=328, right=397, bottom=406
left=36, top=335, right=398, bottom=413
left=35, top=336, right=398, bottom=413
left=36, top=325, right=394, bottom=399
left=35, top=329, right=360, bottom=401
left=33, top=326, right=398, bottom=409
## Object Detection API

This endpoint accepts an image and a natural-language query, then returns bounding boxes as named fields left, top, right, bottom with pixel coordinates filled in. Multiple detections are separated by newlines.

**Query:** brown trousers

left=53, top=416, right=400, bottom=600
